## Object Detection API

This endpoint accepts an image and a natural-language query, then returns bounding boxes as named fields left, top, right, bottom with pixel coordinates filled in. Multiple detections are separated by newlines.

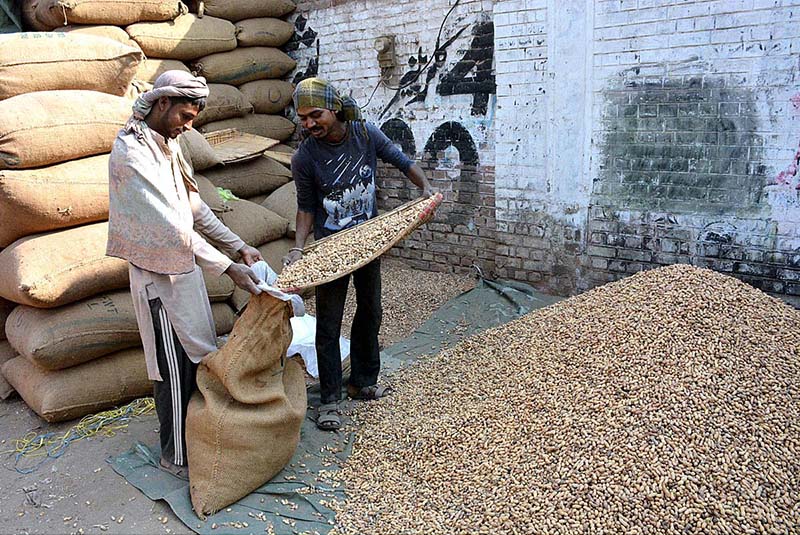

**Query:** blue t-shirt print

left=321, top=153, right=377, bottom=232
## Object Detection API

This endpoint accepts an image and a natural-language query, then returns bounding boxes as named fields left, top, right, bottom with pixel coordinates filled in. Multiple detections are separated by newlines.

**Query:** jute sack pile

left=179, top=129, right=223, bottom=172
left=261, top=180, right=297, bottom=237
left=5, top=290, right=140, bottom=370
left=0, top=341, right=17, bottom=399
left=214, top=199, right=289, bottom=247
left=235, top=18, right=294, bottom=47
left=135, top=58, right=190, bottom=84
left=0, top=154, right=110, bottom=247
left=0, top=222, right=129, bottom=308
left=186, top=292, right=306, bottom=517
left=191, top=47, right=296, bottom=86
left=1, top=348, right=151, bottom=422
left=0, top=33, right=142, bottom=100
left=203, top=155, right=290, bottom=198
left=36, top=0, right=187, bottom=27
left=194, top=173, right=228, bottom=212
left=53, top=24, right=140, bottom=47
left=126, top=14, right=237, bottom=61
left=239, top=80, right=293, bottom=114
left=193, top=84, right=252, bottom=127
left=199, top=114, right=295, bottom=142
left=0, top=90, right=131, bottom=169
left=200, top=0, right=296, bottom=21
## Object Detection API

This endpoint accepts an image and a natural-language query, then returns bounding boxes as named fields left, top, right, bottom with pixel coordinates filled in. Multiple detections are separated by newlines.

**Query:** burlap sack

left=216, top=199, right=288, bottom=247
left=126, top=14, right=236, bottom=61
left=199, top=114, right=295, bottom=142
left=135, top=58, right=190, bottom=84
left=186, top=293, right=306, bottom=517
left=203, top=268, right=235, bottom=302
left=203, top=155, right=290, bottom=198
left=6, top=291, right=140, bottom=370
left=0, top=341, right=17, bottom=399
left=22, top=0, right=51, bottom=31
left=0, top=154, right=110, bottom=247
left=36, top=0, right=186, bottom=27
left=195, top=173, right=227, bottom=212
left=0, top=33, right=142, bottom=100
left=211, top=302, right=236, bottom=335
left=261, top=180, right=297, bottom=238
left=0, top=90, right=130, bottom=169
left=1, top=348, right=151, bottom=422
left=0, top=222, right=129, bottom=308
left=235, top=18, right=294, bottom=47
left=193, top=84, right=252, bottom=127
left=1, top=297, right=15, bottom=341
left=246, top=194, right=268, bottom=205
left=178, top=129, right=223, bottom=172
left=53, top=24, right=140, bottom=47
left=191, top=47, right=296, bottom=86
left=201, top=0, right=296, bottom=21
left=238, top=80, right=293, bottom=114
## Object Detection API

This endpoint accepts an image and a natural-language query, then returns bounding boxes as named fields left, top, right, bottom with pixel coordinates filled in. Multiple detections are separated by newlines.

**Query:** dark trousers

left=149, top=297, right=197, bottom=467
left=316, top=259, right=382, bottom=404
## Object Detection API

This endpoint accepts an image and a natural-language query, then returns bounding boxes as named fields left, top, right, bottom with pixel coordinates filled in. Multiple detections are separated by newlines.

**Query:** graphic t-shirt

left=292, top=122, right=413, bottom=238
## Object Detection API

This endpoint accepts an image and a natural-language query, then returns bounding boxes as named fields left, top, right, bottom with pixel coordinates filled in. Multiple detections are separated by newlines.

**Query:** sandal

left=159, top=457, right=189, bottom=481
left=347, top=384, right=393, bottom=400
left=316, top=402, right=341, bottom=431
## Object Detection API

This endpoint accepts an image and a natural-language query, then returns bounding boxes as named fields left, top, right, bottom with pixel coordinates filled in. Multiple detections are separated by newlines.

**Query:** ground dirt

left=0, top=259, right=475, bottom=535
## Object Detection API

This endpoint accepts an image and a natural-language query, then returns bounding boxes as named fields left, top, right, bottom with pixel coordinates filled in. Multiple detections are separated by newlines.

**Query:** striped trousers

left=149, top=297, right=197, bottom=467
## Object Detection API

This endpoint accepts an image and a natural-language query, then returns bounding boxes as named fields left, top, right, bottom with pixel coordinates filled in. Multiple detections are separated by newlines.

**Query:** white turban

left=125, top=70, right=209, bottom=135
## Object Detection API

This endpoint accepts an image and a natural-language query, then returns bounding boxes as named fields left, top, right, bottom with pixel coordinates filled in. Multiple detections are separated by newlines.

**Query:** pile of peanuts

left=332, top=264, right=800, bottom=534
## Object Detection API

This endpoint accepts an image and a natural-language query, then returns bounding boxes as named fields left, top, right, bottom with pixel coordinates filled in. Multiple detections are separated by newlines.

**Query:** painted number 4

left=436, top=21, right=495, bottom=116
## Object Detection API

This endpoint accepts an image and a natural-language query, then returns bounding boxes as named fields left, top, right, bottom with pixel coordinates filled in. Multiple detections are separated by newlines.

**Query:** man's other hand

left=238, top=244, right=263, bottom=266
left=422, top=186, right=439, bottom=198
left=282, top=249, right=303, bottom=267
left=225, top=262, right=261, bottom=295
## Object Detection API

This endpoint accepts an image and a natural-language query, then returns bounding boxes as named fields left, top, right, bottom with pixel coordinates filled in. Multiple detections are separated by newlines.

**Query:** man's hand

left=282, top=249, right=303, bottom=267
left=238, top=244, right=262, bottom=266
left=225, top=262, right=261, bottom=295
left=422, top=185, right=439, bottom=198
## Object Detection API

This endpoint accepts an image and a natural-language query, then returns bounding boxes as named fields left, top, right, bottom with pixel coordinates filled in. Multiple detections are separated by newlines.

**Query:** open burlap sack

left=0, top=33, right=142, bottom=101
left=238, top=79, right=293, bottom=114
left=191, top=47, right=296, bottom=86
left=203, top=155, right=290, bottom=198
left=235, top=18, right=294, bottom=47
left=53, top=24, right=140, bottom=47
left=261, top=180, right=297, bottom=238
left=0, top=90, right=130, bottom=169
left=199, top=114, right=295, bottom=142
left=135, top=58, right=190, bottom=84
left=2, top=348, right=151, bottom=422
left=187, top=292, right=306, bottom=517
left=193, top=84, right=252, bottom=127
left=0, top=154, right=110, bottom=247
left=0, top=341, right=17, bottom=399
left=36, top=0, right=186, bottom=27
left=201, top=0, right=295, bottom=21
left=0, top=222, right=129, bottom=308
left=0, top=297, right=15, bottom=341
left=126, top=14, right=236, bottom=61
left=216, top=199, right=288, bottom=247
left=6, top=291, right=140, bottom=370
left=178, top=129, right=223, bottom=172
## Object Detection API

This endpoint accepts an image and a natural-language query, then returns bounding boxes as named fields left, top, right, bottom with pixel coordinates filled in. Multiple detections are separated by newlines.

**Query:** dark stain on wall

left=436, top=20, right=496, bottom=116
left=596, top=76, right=766, bottom=215
left=380, top=118, right=416, bottom=156
left=287, top=14, right=319, bottom=84
left=424, top=121, right=480, bottom=225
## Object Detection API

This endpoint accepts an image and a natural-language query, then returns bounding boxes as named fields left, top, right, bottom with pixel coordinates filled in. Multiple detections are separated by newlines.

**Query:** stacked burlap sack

left=2, top=0, right=304, bottom=422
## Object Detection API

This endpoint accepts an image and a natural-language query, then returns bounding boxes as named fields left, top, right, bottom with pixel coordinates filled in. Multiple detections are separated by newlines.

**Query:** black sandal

left=347, top=384, right=393, bottom=400
left=316, top=402, right=341, bottom=431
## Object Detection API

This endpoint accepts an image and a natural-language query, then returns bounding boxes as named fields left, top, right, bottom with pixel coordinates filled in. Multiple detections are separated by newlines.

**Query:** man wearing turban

left=284, top=77, right=435, bottom=431
left=107, top=71, right=263, bottom=479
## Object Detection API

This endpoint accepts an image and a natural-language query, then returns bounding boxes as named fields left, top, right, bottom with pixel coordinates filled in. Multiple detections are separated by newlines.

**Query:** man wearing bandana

left=284, top=77, right=434, bottom=431
left=106, top=71, right=263, bottom=479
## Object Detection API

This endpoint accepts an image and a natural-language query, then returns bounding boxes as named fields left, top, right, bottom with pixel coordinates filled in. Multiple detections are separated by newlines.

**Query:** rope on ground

left=1, top=397, right=156, bottom=474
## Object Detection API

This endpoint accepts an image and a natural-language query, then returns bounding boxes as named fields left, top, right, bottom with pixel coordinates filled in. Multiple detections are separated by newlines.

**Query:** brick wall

left=289, top=0, right=800, bottom=305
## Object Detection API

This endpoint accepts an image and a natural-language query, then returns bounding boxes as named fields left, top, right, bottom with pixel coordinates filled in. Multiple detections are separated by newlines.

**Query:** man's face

left=296, top=106, right=338, bottom=140
left=156, top=98, right=200, bottom=139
